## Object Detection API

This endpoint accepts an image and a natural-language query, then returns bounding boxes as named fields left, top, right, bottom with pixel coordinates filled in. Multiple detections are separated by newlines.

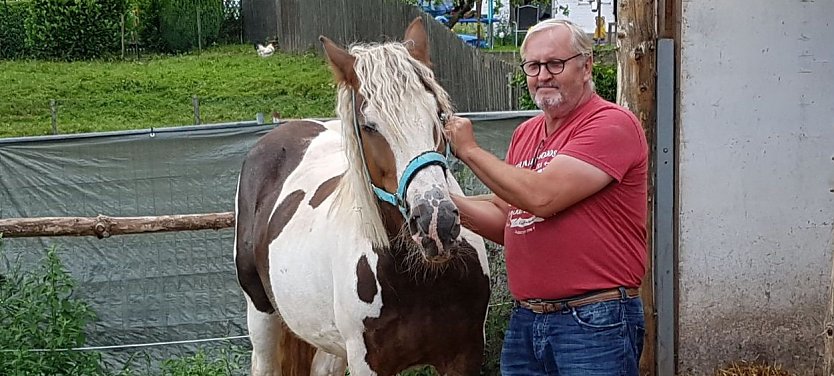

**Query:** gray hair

left=520, top=18, right=594, bottom=58
left=520, top=18, right=595, bottom=91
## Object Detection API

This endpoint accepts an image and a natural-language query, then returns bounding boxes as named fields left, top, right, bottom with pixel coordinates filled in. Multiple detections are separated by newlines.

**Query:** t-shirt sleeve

left=558, top=108, right=645, bottom=182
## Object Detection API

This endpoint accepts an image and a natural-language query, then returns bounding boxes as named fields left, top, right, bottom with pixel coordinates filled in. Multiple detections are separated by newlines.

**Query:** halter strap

left=351, top=91, right=449, bottom=219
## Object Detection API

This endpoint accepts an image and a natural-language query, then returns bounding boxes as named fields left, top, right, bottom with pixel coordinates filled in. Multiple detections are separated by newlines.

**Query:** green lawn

left=0, top=44, right=337, bottom=138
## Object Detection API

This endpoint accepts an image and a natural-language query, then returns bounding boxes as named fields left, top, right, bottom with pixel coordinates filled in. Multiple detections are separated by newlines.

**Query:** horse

left=233, top=17, right=492, bottom=376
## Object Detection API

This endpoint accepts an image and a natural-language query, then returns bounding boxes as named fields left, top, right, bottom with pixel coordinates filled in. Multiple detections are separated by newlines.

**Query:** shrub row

left=0, top=0, right=225, bottom=60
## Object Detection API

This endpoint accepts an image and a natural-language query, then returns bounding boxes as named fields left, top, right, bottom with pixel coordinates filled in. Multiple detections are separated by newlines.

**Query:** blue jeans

left=500, top=292, right=645, bottom=376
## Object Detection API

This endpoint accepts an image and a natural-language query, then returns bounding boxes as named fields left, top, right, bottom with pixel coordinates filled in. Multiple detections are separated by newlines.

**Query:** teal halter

left=351, top=91, right=451, bottom=219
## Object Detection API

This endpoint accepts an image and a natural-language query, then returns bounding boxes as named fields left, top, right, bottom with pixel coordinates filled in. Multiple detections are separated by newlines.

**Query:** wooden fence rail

left=0, top=213, right=234, bottom=239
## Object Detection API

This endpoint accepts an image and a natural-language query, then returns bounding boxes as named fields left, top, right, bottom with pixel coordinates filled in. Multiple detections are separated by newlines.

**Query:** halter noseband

left=351, top=91, right=451, bottom=219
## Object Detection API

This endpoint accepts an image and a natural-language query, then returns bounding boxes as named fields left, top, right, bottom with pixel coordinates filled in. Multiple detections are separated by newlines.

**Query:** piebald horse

left=234, top=17, right=492, bottom=376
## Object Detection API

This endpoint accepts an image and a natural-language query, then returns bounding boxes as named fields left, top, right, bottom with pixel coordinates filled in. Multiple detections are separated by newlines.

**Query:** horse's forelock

left=331, top=41, right=454, bottom=248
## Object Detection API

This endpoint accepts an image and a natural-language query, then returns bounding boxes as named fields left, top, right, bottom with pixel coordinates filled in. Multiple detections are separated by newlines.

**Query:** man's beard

left=534, top=91, right=564, bottom=111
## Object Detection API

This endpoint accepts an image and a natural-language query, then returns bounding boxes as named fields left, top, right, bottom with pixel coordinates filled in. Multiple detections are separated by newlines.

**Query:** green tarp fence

left=0, top=112, right=536, bottom=370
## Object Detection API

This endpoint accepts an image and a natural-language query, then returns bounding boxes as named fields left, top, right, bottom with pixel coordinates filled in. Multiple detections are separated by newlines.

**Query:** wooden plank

left=616, top=0, right=658, bottom=375
left=827, top=233, right=834, bottom=375
left=0, top=213, right=234, bottom=239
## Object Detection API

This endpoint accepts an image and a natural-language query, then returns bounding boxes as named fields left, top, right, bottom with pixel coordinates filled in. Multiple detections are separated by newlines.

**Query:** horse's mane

left=330, top=41, right=454, bottom=248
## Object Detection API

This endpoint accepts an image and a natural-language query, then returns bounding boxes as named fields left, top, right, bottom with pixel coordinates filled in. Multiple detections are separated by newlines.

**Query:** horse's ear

left=319, top=36, right=358, bottom=88
left=404, top=17, right=431, bottom=68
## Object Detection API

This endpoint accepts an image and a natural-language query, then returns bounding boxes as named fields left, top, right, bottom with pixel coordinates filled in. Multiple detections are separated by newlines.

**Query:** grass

left=0, top=44, right=337, bottom=138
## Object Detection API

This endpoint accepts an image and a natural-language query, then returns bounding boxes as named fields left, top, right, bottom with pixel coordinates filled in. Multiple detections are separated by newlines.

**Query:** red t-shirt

left=503, top=94, right=648, bottom=300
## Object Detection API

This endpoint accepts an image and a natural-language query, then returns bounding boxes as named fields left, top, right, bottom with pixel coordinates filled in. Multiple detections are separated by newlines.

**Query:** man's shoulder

left=513, top=113, right=545, bottom=136
left=585, top=95, right=640, bottom=125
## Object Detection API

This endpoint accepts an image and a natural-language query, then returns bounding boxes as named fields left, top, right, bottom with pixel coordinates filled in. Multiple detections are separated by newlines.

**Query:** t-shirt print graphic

left=508, top=208, right=543, bottom=234
left=507, top=147, right=557, bottom=234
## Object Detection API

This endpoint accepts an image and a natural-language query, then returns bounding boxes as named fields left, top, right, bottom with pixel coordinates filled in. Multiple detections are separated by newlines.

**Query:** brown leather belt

left=515, top=287, right=640, bottom=314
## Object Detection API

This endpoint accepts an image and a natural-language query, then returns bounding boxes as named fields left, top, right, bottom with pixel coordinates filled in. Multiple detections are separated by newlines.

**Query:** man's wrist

left=456, top=144, right=480, bottom=162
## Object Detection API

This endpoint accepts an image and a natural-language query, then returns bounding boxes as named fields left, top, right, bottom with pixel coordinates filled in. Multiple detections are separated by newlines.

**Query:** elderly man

left=444, top=19, right=649, bottom=375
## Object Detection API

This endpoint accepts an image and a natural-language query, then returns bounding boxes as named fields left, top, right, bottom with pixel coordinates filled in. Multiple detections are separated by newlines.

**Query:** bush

left=158, top=0, right=223, bottom=53
left=0, top=243, right=106, bottom=375
left=0, top=1, right=30, bottom=59
left=135, top=0, right=164, bottom=52
left=25, top=0, right=129, bottom=60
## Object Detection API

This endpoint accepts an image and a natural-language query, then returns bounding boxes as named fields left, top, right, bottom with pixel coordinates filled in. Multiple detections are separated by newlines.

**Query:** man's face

left=522, top=26, right=592, bottom=117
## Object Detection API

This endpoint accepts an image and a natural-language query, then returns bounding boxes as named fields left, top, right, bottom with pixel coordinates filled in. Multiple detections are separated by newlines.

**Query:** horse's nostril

left=408, top=215, right=419, bottom=234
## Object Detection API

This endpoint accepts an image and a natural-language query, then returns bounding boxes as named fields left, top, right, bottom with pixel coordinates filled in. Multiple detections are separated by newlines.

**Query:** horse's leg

left=342, top=338, right=377, bottom=376
left=246, top=297, right=284, bottom=376
left=311, top=349, right=347, bottom=376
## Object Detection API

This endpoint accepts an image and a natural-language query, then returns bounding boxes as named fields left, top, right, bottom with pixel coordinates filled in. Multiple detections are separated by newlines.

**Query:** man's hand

left=444, top=115, right=479, bottom=159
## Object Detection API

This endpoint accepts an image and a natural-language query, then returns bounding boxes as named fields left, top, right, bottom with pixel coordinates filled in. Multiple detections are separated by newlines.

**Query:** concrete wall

left=678, top=1, right=834, bottom=374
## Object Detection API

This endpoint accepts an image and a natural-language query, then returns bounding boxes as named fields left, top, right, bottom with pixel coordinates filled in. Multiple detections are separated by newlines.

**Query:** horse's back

left=234, top=119, right=341, bottom=314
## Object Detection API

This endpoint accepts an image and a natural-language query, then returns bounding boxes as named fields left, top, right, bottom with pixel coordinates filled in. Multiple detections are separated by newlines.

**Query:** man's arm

left=451, top=193, right=508, bottom=245
left=458, top=147, right=612, bottom=218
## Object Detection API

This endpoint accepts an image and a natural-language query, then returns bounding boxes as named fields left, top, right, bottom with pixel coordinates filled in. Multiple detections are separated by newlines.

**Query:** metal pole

left=192, top=96, right=201, bottom=125
left=50, top=99, right=57, bottom=135
left=655, top=37, right=677, bottom=376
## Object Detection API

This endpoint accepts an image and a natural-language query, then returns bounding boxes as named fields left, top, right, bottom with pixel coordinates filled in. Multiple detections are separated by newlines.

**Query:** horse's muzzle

left=409, top=197, right=461, bottom=263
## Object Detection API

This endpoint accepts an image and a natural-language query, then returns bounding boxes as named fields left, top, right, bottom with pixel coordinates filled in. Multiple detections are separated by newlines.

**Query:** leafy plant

left=25, top=0, right=129, bottom=60
left=0, top=1, right=30, bottom=59
left=158, top=347, right=245, bottom=376
left=157, top=0, right=223, bottom=53
left=0, top=242, right=106, bottom=375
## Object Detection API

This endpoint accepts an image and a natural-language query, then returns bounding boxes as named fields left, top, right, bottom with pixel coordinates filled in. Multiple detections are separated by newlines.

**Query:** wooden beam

left=616, top=0, right=658, bottom=375
left=826, top=235, right=834, bottom=375
left=0, top=213, right=234, bottom=239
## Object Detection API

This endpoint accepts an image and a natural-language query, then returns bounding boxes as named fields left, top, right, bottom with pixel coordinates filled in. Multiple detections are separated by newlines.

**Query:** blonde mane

left=330, top=41, right=454, bottom=248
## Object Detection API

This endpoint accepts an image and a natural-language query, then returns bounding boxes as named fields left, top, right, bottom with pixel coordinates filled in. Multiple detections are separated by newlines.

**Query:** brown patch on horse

left=361, top=238, right=491, bottom=375
left=309, top=174, right=341, bottom=209
left=235, top=120, right=326, bottom=313
left=356, top=254, right=378, bottom=303
left=276, top=320, right=318, bottom=376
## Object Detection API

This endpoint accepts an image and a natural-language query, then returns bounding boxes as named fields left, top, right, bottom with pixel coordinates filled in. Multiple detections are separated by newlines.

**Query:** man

left=444, top=19, right=648, bottom=375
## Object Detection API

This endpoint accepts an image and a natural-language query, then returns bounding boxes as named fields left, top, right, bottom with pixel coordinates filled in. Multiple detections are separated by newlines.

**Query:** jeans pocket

left=570, top=300, right=625, bottom=329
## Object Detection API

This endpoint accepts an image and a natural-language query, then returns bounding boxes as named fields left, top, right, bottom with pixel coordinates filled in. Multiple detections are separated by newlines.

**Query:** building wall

left=678, top=1, right=834, bottom=374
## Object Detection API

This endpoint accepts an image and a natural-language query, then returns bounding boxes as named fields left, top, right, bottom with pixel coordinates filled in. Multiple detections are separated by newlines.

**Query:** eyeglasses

left=519, top=53, right=584, bottom=77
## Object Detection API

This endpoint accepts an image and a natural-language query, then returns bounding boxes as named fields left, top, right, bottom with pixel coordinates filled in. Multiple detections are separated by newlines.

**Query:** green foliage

left=592, top=62, right=617, bottom=103
left=0, top=1, right=30, bottom=59
left=0, top=243, right=106, bottom=375
left=25, top=0, right=128, bottom=60
left=135, top=0, right=165, bottom=52
left=157, top=0, right=223, bottom=53
left=158, top=347, right=245, bottom=376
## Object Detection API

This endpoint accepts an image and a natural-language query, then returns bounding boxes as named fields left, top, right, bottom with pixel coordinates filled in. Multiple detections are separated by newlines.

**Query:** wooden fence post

left=826, top=230, right=834, bottom=375
left=50, top=99, right=58, bottom=135
left=121, top=13, right=125, bottom=60
left=196, top=4, right=202, bottom=54
left=617, top=0, right=658, bottom=375
left=192, top=95, right=201, bottom=124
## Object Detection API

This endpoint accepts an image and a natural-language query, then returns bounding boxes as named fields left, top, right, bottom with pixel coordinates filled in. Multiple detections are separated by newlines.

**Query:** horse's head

left=320, top=17, right=464, bottom=264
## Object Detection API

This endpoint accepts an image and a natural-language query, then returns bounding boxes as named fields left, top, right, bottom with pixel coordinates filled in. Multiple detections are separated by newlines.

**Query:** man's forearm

left=458, top=146, right=540, bottom=213
left=451, top=194, right=506, bottom=245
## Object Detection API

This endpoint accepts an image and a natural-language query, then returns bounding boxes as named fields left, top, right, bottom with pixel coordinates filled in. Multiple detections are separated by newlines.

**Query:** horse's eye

left=362, top=123, right=378, bottom=133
